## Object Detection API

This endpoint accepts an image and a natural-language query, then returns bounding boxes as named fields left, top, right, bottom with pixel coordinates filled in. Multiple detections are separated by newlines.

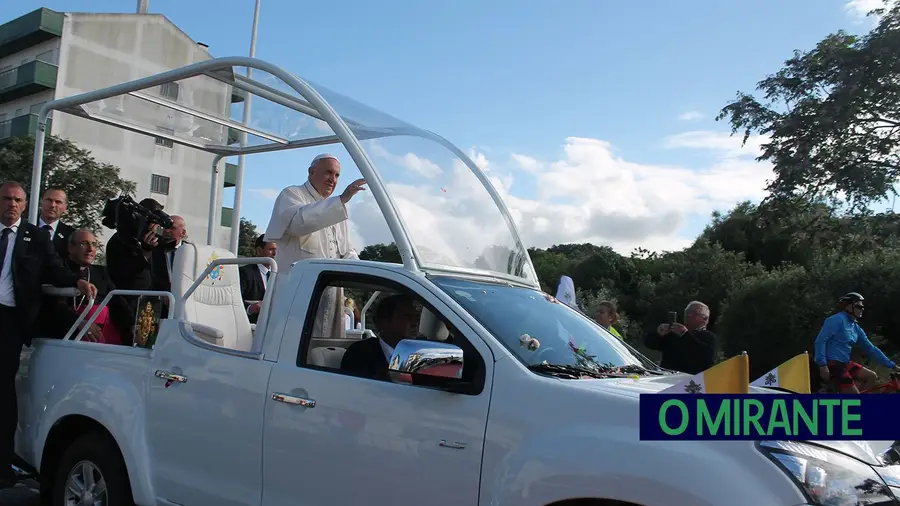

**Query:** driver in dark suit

left=0, top=181, right=96, bottom=489
left=340, top=294, right=419, bottom=380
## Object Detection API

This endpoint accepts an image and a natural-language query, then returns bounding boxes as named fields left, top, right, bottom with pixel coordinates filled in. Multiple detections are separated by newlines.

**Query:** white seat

left=171, top=242, right=254, bottom=352
left=308, top=346, right=346, bottom=369
left=419, top=307, right=449, bottom=341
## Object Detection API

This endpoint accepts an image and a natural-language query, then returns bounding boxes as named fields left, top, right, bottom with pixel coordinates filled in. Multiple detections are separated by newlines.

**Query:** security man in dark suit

left=341, top=294, right=419, bottom=381
left=239, top=234, right=277, bottom=324
left=37, top=187, right=75, bottom=259
left=0, top=181, right=96, bottom=489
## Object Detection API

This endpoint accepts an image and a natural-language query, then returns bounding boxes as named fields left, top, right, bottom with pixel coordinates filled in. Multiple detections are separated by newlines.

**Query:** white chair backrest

left=308, top=346, right=346, bottom=369
left=419, top=307, right=449, bottom=342
left=171, top=242, right=253, bottom=352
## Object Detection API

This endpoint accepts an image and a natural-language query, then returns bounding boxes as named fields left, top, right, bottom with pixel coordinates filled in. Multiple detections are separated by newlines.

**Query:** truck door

left=261, top=267, right=494, bottom=506
left=147, top=319, right=272, bottom=506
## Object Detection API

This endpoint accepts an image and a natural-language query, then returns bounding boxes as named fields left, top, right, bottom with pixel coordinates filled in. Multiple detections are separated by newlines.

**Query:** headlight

left=759, top=441, right=896, bottom=505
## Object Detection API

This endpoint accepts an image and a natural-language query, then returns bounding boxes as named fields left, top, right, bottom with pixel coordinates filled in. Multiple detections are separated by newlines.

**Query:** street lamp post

left=229, top=0, right=261, bottom=254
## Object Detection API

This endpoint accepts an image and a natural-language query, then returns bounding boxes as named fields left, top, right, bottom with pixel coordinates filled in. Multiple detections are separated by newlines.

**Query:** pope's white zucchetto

left=310, top=153, right=338, bottom=168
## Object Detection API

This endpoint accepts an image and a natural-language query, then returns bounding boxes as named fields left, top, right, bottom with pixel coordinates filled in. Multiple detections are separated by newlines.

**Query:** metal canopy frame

left=30, top=56, right=538, bottom=289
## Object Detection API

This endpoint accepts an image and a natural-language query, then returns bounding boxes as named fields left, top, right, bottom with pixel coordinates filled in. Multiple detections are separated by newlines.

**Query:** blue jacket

left=814, top=311, right=896, bottom=368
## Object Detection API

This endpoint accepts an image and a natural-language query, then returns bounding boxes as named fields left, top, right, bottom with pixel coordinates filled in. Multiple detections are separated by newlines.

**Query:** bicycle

left=818, top=371, right=900, bottom=394
left=861, top=371, right=900, bottom=394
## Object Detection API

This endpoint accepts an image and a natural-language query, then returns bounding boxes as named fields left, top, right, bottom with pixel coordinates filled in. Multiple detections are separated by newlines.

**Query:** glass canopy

left=33, top=57, right=538, bottom=287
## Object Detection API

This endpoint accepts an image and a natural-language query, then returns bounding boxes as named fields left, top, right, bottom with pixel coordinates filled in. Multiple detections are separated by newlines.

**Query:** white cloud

left=663, top=130, right=768, bottom=158
left=247, top=188, right=282, bottom=200
left=678, top=110, right=704, bottom=121
left=845, top=0, right=894, bottom=20
left=346, top=131, right=773, bottom=268
left=510, top=153, right=542, bottom=173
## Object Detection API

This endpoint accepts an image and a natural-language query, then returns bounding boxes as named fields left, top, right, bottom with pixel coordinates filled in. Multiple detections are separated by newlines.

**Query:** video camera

left=101, top=195, right=174, bottom=244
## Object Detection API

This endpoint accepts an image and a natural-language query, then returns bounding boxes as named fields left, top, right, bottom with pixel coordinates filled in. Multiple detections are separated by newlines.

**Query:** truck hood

left=573, top=373, right=888, bottom=466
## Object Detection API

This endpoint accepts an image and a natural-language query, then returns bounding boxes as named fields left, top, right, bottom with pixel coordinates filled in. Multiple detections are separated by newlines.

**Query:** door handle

left=155, top=370, right=188, bottom=384
left=272, top=392, right=316, bottom=408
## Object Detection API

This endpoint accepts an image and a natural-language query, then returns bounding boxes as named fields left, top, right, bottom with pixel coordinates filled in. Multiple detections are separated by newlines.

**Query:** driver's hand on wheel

left=818, top=365, right=830, bottom=382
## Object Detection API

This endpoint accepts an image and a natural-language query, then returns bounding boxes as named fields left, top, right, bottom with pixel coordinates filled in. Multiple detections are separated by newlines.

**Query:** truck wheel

left=50, top=432, right=133, bottom=506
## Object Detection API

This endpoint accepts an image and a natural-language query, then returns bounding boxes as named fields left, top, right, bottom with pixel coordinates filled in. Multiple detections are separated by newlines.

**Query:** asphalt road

left=0, top=478, right=40, bottom=505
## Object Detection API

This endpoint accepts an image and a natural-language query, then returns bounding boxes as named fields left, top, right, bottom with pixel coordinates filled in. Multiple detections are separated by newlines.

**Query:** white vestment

left=264, top=181, right=359, bottom=339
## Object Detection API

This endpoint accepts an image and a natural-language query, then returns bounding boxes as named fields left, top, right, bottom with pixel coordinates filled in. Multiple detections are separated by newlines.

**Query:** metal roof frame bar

left=30, top=56, right=422, bottom=274
left=28, top=56, right=539, bottom=288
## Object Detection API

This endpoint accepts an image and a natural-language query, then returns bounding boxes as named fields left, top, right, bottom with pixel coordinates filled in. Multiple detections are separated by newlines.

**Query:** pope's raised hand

left=340, top=178, right=367, bottom=204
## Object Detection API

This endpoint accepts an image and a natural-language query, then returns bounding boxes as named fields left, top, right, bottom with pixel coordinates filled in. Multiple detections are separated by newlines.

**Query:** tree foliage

left=0, top=135, right=135, bottom=232
left=717, top=0, right=900, bottom=210
left=237, top=217, right=260, bottom=257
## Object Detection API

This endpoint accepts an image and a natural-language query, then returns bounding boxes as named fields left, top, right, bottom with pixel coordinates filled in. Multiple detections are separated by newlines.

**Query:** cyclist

left=815, top=292, right=899, bottom=393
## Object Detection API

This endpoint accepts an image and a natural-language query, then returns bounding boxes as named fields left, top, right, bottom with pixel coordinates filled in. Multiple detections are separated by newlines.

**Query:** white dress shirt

left=38, top=217, right=58, bottom=237
left=0, top=218, right=21, bottom=307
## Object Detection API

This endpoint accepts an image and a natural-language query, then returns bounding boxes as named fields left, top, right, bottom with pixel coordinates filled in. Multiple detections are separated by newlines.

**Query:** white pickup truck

left=13, top=241, right=900, bottom=506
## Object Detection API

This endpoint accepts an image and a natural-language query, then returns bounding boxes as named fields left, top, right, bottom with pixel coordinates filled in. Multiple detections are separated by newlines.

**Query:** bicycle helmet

left=838, top=292, right=865, bottom=305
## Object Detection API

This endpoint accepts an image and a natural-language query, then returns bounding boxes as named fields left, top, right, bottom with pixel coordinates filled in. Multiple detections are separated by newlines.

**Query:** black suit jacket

left=238, top=264, right=266, bottom=324
left=341, top=337, right=390, bottom=381
left=644, top=328, right=717, bottom=374
left=48, top=221, right=74, bottom=259
left=9, top=221, right=80, bottom=344
left=38, top=262, right=135, bottom=346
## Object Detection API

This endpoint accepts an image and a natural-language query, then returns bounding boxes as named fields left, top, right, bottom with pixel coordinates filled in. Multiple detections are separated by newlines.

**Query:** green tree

left=237, top=218, right=260, bottom=257
left=359, top=243, right=402, bottom=264
left=717, top=0, right=900, bottom=210
left=0, top=135, right=135, bottom=231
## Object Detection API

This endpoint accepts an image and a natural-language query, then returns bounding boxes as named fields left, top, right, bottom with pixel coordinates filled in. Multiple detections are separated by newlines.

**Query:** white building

left=0, top=7, right=243, bottom=248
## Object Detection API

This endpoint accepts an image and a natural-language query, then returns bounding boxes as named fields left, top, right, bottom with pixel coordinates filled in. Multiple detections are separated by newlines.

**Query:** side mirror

left=388, top=339, right=464, bottom=386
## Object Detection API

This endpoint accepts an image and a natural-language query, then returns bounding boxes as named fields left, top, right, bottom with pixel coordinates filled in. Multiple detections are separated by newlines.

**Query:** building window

left=155, top=126, right=175, bottom=148
left=160, top=82, right=180, bottom=101
left=151, top=174, right=170, bottom=195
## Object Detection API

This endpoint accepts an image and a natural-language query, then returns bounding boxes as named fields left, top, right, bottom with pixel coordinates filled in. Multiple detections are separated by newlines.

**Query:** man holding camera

left=105, top=198, right=175, bottom=325
left=643, top=301, right=717, bottom=374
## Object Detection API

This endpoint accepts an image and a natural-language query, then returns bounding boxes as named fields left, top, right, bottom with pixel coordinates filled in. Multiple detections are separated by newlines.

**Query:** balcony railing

left=0, top=59, right=58, bottom=104
left=221, top=206, right=233, bottom=228
left=224, top=162, right=237, bottom=188
left=0, top=113, right=51, bottom=142
left=0, top=8, right=64, bottom=60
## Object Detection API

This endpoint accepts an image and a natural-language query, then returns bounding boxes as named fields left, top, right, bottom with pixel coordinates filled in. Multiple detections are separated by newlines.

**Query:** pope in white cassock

left=263, top=153, right=367, bottom=339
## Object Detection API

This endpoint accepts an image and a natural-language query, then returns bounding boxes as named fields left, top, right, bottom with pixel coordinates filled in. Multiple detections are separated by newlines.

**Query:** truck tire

left=50, top=432, right=134, bottom=506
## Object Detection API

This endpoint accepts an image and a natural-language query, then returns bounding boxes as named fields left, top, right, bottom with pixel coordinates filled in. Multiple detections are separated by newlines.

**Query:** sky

left=9, top=0, right=895, bottom=260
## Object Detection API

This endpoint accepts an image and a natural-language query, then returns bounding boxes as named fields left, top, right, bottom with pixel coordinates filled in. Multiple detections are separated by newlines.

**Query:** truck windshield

left=431, top=276, right=654, bottom=372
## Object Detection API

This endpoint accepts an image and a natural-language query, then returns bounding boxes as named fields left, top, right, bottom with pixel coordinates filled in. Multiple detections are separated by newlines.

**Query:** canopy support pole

left=207, top=154, right=224, bottom=245
left=28, top=112, right=50, bottom=224
left=230, top=0, right=261, bottom=254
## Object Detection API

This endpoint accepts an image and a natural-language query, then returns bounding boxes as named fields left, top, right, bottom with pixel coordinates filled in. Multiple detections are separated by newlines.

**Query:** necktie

left=265, top=270, right=271, bottom=282
left=42, top=224, right=52, bottom=236
left=0, top=228, right=10, bottom=277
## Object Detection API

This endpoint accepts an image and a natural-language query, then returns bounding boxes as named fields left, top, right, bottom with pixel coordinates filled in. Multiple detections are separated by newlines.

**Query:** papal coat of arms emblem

left=137, top=301, right=157, bottom=347
left=206, top=252, right=222, bottom=284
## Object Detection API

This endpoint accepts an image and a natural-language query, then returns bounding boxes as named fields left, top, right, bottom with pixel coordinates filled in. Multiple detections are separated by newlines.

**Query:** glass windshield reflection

left=244, top=70, right=537, bottom=283
left=432, top=276, right=647, bottom=370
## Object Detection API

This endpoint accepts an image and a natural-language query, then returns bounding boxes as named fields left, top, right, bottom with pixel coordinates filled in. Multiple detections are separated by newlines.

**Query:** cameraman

left=106, top=198, right=174, bottom=319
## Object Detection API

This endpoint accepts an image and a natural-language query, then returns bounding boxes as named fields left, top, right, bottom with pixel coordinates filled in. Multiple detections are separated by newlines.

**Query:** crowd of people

left=580, top=290, right=899, bottom=394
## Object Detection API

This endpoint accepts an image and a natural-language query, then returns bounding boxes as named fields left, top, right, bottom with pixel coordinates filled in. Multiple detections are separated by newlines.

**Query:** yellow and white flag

left=751, top=352, right=811, bottom=393
left=660, top=354, right=750, bottom=394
